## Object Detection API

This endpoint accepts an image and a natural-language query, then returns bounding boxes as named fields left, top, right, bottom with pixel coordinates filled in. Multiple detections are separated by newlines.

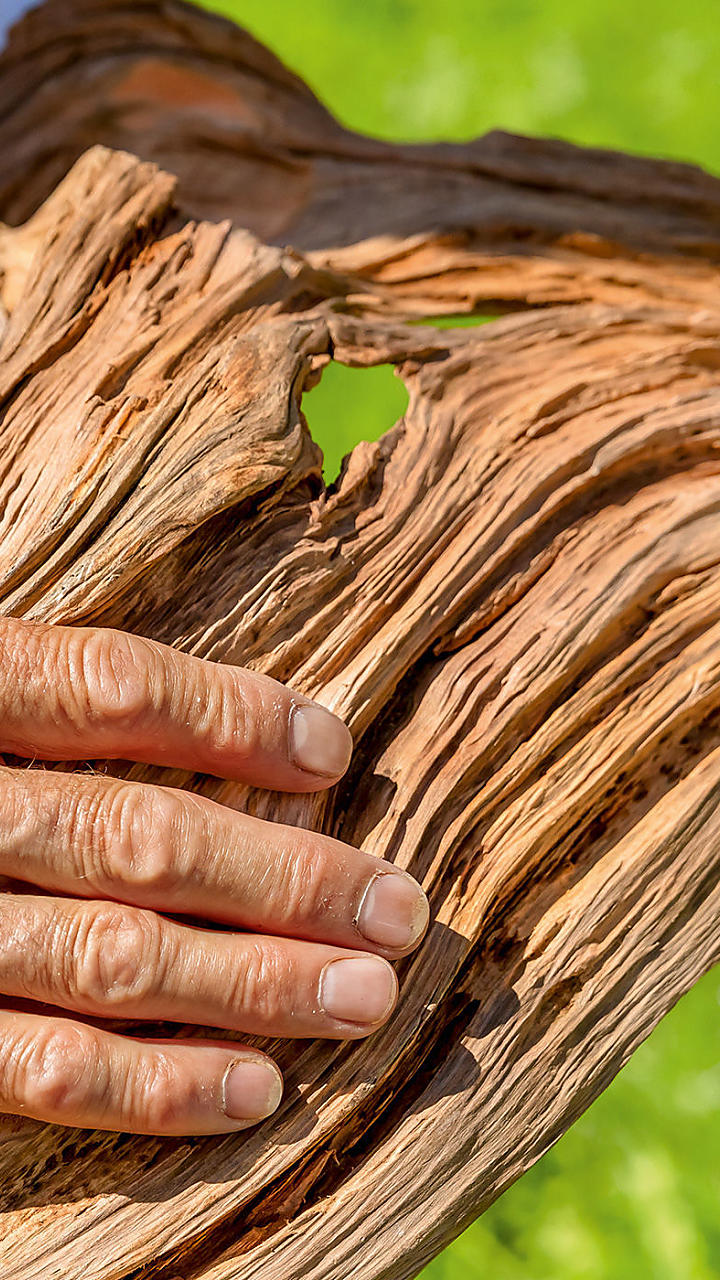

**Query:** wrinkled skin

left=0, top=616, right=429, bottom=1135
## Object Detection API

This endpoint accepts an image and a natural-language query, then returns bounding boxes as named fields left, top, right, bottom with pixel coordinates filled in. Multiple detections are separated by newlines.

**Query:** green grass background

left=196, top=2, right=720, bottom=1274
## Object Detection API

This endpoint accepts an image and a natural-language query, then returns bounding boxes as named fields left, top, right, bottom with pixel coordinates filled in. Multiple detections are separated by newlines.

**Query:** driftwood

left=0, top=2, right=720, bottom=1278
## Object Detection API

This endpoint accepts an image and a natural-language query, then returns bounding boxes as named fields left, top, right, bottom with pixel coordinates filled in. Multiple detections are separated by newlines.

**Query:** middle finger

left=0, top=768, right=429, bottom=955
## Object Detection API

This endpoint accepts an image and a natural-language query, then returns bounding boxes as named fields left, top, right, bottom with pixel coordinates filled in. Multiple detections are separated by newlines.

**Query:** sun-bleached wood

left=0, top=4, right=719, bottom=1280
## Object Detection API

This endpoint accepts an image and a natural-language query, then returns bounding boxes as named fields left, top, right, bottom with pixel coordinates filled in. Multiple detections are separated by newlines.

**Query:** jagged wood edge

left=1, top=0, right=720, bottom=322
left=0, top=147, right=719, bottom=1279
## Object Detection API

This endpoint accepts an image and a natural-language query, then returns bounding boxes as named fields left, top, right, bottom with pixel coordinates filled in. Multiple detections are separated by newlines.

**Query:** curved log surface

left=0, top=5, right=718, bottom=1280
left=1, top=0, right=720, bottom=319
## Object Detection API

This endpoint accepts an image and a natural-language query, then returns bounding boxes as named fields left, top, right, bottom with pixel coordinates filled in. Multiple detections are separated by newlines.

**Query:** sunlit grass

left=303, top=362, right=409, bottom=485
left=410, top=315, right=495, bottom=328
left=197, top=0, right=720, bottom=172
left=425, top=965, right=720, bottom=1279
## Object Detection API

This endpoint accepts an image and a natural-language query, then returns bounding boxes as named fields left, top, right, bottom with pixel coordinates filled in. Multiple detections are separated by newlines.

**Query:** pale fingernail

left=222, top=1056, right=283, bottom=1122
left=356, top=871, right=430, bottom=949
left=289, top=703, right=353, bottom=777
left=319, top=956, right=397, bottom=1025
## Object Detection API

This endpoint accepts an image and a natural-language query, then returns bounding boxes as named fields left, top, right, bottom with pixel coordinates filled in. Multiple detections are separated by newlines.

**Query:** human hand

left=0, top=617, right=429, bottom=1135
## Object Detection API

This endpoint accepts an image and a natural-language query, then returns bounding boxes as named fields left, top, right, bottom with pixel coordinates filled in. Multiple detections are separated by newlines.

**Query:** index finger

left=0, top=616, right=353, bottom=791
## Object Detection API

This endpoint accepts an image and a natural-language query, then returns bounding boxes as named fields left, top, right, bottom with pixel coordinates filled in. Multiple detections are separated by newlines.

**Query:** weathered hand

left=0, top=617, right=429, bottom=1136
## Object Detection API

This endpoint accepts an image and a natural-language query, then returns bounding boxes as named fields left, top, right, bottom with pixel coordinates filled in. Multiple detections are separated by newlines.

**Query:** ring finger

left=0, top=893, right=400, bottom=1038
left=0, top=1009, right=284, bottom=1134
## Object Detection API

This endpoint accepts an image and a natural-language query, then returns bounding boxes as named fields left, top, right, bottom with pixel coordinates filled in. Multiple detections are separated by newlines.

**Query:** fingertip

left=221, top=1053, right=284, bottom=1124
left=289, top=702, right=353, bottom=781
left=356, top=870, right=430, bottom=952
left=319, top=954, right=398, bottom=1027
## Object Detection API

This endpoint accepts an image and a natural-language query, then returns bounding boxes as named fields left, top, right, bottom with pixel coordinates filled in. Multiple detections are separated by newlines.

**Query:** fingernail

left=221, top=1056, right=283, bottom=1122
left=319, top=956, right=397, bottom=1025
left=289, top=703, right=353, bottom=777
left=356, top=871, right=430, bottom=949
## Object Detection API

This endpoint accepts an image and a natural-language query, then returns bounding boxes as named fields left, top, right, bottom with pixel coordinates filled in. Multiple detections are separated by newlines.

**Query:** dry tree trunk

left=0, top=3, right=719, bottom=1279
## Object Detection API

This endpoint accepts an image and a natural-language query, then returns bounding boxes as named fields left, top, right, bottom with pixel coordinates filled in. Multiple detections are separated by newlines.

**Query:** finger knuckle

left=0, top=1021, right=100, bottom=1118
left=97, top=782, right=185, bottom=895
left=75, top=628, right=162, bottom=729
left=0, top=617, right=28, bottom=687
left=190, top=665, right=257, bottom=759
left=229, top=941, right=287, bottom=1025
left=0, top=896, right=45, bottom=997
left=267, top=836, right=337, bottom=929
left=0, top=619, right=44, bottom=731
left=56, top=777, right=111, bottom=890
left=72, top=903, right=164, bottom=1009
left=131, top=1052, right=185, bottom=1133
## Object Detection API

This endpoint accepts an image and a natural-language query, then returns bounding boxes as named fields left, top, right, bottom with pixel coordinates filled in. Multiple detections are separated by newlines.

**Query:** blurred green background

left=196, top=2, right=720, bottom=1275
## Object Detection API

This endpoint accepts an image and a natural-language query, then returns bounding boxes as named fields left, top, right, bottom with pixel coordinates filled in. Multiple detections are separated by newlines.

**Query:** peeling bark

left=0, top=3, right=719, bottom=1280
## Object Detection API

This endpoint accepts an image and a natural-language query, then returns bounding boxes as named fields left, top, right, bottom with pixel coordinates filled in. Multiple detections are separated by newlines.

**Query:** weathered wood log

left=2, top=0, right=720, bottom=319
left=0, top=4, right=719, bottom=1280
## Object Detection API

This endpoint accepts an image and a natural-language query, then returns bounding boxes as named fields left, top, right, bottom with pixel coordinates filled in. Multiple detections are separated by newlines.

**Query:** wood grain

left=0, top=3, right=718, bottom=1279
left=2, top=0, right=720, bottom=321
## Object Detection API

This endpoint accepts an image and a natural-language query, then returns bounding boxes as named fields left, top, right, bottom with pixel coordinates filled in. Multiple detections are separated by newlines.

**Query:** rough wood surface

left=0, top=4, right=719, bottom=1280
left=2, top=0, right=720, bottom=321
